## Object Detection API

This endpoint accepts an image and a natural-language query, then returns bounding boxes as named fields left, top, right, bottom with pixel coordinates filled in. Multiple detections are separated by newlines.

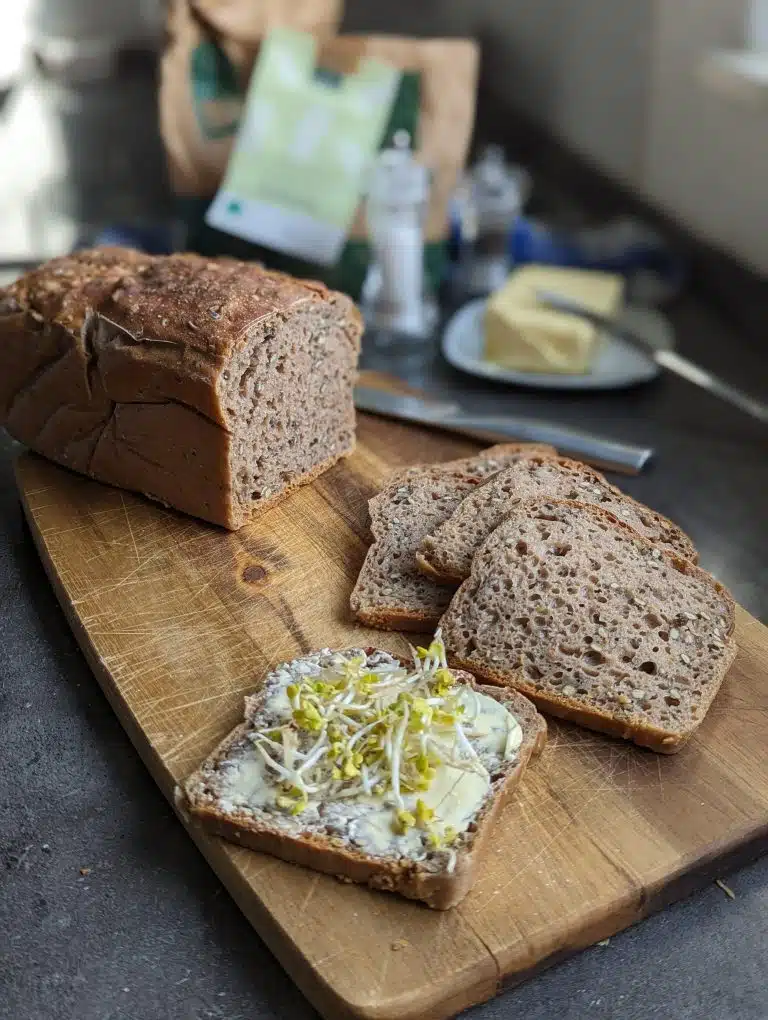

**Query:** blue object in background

left=448, top=197, right=686, bottom=305
left=509, top=215, right=686, bottom=304
left=83, top=223, right=175, bottom=255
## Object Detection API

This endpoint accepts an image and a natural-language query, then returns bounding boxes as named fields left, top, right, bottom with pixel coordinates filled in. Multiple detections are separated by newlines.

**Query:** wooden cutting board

left=14, top=408, right=768, bottom=1020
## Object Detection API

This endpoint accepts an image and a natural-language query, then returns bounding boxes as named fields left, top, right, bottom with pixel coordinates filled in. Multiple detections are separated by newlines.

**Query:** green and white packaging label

left=206, top=29, right=401, bottom=266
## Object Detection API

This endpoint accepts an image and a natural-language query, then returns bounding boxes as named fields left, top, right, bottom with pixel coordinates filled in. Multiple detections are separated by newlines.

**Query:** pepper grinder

left=362, top=131, right=436, bottom=340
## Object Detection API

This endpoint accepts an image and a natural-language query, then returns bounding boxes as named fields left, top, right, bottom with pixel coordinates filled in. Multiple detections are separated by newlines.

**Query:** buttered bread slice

left=181, top=637, right=545, bottom=909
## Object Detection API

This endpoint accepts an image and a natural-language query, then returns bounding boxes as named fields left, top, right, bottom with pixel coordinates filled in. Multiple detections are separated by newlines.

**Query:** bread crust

left=351, top=604, right=445, bottom=632
left=181, top=668, right=546, bottom=909
left=415, top=551, right=465, bottom=585
left=389, top=443, right=558, bottom=485
left=441, top=499, right=736, bottom=754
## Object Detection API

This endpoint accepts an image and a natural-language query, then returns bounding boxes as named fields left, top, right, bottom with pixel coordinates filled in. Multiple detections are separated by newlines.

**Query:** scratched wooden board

left=14, top=412, right=768, bottom=1020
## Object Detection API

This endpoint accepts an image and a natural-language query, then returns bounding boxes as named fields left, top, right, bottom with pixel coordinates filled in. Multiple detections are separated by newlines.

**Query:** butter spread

left=213, top=636, right=524, bottom=862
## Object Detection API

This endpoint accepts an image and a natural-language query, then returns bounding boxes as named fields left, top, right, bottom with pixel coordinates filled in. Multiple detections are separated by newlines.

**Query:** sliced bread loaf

left=418, top=455, right=697, bottom=583
left=180, top=644, right=546, bottom=909
left=440, top=498, right=736, bottom=753
left=351, top=444, right=556, bottom=631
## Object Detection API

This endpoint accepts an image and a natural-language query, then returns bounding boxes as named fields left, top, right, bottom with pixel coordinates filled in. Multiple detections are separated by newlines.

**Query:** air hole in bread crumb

left=644, top=612, right=663, bottom=628
left=516, top=540, right=528, bottom=555
left=583, top=649, right=606, bottom=666
left=639, top=661, right=657, bottom=675
left=596, top=596, right=608, bottom=604
left=552, top=543, right=572, bottom=556
left=526, top=665, right=543, bottom=680
left=604, top=552, right=616, bottom=561
left=665, top=695, right=681, bottom=706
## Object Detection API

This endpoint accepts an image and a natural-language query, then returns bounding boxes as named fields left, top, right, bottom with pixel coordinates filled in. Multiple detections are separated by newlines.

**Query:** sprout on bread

left=249, top=632, right=505, bottom=841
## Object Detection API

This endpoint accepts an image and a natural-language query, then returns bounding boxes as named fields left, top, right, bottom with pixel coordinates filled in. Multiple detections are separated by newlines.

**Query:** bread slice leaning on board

left=440, top=498, right=736, bottom=753
left=179, top=647, right=546, bottom=909
left=350, top=443, right=556, bottom=631
left=417, top=454, right=697, bottom=584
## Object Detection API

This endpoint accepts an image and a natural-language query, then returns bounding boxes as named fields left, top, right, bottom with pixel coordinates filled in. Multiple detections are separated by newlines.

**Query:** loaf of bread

left=0, top=248, right=362, bottom=528
left=180, top=644, right=546, bottom=909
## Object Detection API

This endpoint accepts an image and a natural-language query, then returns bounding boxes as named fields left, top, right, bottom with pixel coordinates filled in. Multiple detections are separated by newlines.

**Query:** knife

left=354, top=386, right=653, bottom=474
left=537, top=289, right=768, bottom=426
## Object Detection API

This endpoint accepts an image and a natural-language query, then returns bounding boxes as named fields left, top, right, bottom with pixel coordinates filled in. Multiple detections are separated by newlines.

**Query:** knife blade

left=354, top=386, right=653, bottom=474
left=537, top=289, right=768, bottom=425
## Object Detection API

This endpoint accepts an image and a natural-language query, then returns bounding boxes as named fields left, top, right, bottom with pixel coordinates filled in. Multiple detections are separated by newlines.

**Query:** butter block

left=483, top=265, right=624, bottom=374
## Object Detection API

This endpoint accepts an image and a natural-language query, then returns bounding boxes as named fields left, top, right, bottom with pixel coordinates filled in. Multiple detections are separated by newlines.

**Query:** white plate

left=442, top=298, right=675, bottom=390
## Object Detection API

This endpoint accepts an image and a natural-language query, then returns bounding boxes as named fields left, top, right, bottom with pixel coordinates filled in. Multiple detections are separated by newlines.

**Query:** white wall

left=643, top=0, right=768, bottom=274
left=476, top=0, right=768, bottom=274
left=348, top=0, right=767, bottom=273
left=475, top=0, right=654, bottom=185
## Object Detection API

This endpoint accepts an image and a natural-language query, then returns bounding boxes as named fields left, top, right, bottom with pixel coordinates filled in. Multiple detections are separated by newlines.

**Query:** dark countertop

left=2, top=69, right=768, bottom=1020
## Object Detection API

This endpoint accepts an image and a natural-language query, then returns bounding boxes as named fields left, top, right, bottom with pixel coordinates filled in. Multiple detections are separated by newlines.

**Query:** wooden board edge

left=15, top=466, right=500, bottom=1020
left=494, top=822, right=768, bottom=996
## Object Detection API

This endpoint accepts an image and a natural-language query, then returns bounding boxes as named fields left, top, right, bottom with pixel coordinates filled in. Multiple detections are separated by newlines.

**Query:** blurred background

left=1, top=0, right=767, bottom=275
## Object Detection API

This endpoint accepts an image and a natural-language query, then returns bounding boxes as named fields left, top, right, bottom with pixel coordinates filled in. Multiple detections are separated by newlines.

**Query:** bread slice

left=179, top=647, right=546, bottom=910
left=440, top=498, right=736, bottom=753
left=418, top=454, right=697, bottom=583
left=350, top=444, right=556, bottom=632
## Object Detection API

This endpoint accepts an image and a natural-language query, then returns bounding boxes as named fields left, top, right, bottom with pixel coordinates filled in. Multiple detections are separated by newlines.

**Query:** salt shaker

left=362, top=131, right=436, bottom=340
